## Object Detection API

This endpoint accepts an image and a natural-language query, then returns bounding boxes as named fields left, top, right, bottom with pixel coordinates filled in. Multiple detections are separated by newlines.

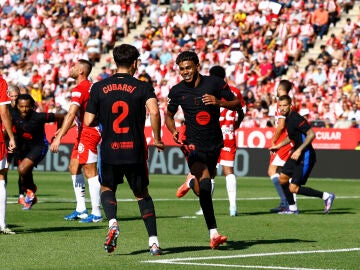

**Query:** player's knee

left=278, top=174, right=289, bottom=185
left=82, top=163, right=97, bottom=178
left=199, top=178, right=211, bottom=193
left=133, top=187, right=149, bottom=199
left=289, top=184, right=299, bottom=193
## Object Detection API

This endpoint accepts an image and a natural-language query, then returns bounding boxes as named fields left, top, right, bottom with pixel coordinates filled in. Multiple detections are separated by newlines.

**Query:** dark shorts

left=185, top=146, right=221, bottom=177
left=281, top=153, right=316, bottom=186
left=99, top=162, right=149, bottom=195
left=18, top=144, right=48, bottom=166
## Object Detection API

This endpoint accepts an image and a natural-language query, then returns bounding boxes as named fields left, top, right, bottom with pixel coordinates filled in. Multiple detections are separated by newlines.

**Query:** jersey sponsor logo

left=195, top=111, right=210, bottom=125
left=102, top=84, right=136, bottom=94
left=111, top=141, right=134, bottom=149
left=22, top=132, right=33, bottom=140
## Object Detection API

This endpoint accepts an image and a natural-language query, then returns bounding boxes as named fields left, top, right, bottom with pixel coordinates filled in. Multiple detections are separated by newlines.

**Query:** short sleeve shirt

left=285, top=110, right=314, bottom=152
left=71, top=79, right=92, bottom=127
left=86, top=73, right=156, bottom=165
left=167, top=75, right=235, bottom=151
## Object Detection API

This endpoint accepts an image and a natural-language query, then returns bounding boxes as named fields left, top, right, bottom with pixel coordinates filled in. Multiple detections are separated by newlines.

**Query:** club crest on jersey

left=78, top=143, right=84, bottom=153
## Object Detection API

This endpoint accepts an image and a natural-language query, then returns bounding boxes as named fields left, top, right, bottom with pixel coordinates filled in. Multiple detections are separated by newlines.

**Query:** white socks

left=72, top=174, right=86, bottom=212
left=109, top=218, right=117, bottom=228
left=88, top=176, right=101, bottom=216
left=211, top=179, right=215, bottom=195
left=226, top=174, right=237, bottom=211
left=0, top=181, right=6, bottom=229
left=209, top=228, right=218, bottom=239
left=72, top=174, right=102, bottom=216
left=322, top=192, right=330, bottom=200
left=149, top=236, right=160, bottom=248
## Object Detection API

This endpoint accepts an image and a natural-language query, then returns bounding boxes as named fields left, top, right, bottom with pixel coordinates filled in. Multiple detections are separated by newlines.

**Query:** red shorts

left=0, top=142, right=8, bottom=170
left=71, top=126, right=101, bottom=165
left=218, top=139, right=236, bottom=167
left=269, top=143, right=292, bottom=167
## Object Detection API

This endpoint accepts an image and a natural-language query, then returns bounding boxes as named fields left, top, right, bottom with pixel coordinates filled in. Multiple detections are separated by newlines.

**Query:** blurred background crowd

left=0, top=0, right=359, bottom=129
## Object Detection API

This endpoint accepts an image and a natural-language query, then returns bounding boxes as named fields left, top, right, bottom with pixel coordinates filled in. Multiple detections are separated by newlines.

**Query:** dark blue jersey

left=285, top=110, right=315, bottom=154
left=86, top=73, right=156, bottom=165
left=167, top=75, right=235, bottom=151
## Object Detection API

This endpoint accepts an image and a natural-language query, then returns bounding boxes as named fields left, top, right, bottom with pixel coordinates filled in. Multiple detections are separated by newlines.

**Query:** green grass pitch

left=1, top=171, right=359, bottom=269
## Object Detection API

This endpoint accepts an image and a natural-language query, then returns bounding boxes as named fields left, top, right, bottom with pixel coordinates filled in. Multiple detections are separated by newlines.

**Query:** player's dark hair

left=209, top=65, right=226, bottom=79
left=278, top=94, right=292, bottom=104
left=176, top=50, right=199, bottom=65
left=113, top=44, right=140, bottom=68
left=278, top=79, right=293, bottom=93
left=15, top=94, right=36, bottom=109
left=78, top=59, right=92, bottom=77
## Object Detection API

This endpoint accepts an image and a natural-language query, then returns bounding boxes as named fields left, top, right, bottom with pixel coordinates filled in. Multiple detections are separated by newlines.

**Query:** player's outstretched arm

left=146, top=97, right=164, bottom=151
left=50, top=104, right=78, bottom=153
left=165, top=109, right=180, bottom=144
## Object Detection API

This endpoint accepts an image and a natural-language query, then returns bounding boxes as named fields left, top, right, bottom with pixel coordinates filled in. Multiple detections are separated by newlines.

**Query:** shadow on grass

left=128, top=238, right=315, bottom=255
left=239, top=208, right=353, bottom=216
left=8, top=225, right=103, bottom=234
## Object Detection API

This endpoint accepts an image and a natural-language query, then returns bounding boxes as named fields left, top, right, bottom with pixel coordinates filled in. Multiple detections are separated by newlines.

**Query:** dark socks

left=298, top=186, right=323, bottom=198
left=138, top=197, right=157, bottom=236
left=199, top=178, right=217, bottom=230
left=101, top=190, right=117, bottom=221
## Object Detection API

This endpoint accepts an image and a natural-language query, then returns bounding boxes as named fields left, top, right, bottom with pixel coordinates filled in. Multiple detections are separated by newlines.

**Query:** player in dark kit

left=270, top=95, right=335, bottom=214
left=165, top=51, right=242, bottom=249
left=11, top=94, right=64, bottom=210
left=84, top=44, right=164, bottom=255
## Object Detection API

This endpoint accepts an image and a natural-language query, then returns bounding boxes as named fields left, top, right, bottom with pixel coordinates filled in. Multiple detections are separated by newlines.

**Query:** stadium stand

left=0, top=0, right=359, bottom=129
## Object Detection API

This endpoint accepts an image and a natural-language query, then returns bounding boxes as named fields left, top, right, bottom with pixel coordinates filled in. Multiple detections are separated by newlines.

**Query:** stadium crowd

left=0, top=0, right=359, bottom=129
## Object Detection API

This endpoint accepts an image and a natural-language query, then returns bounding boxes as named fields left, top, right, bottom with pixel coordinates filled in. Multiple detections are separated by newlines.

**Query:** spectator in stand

left=258, top=56, right=274, bottom=82
left=326, top=0, right=340, bottom=27
left=317, top=44, right=332, bottom=66
left=347, top=103, right=360, bottom=123
left=342, top=18, right=355, bottom=43
left=97, top=66, right=111, bottom=82
left=286, top=32, right=303, bottom=65
left=299, top=16, right=315, bottom=52
left=311, top=3, right=329, bottom=40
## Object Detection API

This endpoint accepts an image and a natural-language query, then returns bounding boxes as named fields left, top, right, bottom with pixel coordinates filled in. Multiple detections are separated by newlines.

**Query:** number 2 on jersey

left=112, top=101, right=129, bottom=134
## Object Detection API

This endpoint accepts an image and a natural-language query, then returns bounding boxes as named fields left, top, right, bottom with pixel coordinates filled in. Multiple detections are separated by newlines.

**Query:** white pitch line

left=143, top=261, right=334, bottom=270
left=6, top=195, right=360, bottom=204
left=142, top=248, right=360, bottom=269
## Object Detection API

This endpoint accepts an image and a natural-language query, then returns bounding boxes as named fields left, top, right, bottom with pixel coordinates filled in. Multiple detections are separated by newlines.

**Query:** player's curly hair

left=15, top=94, right=36, bottom=110
left=176, top=50, right=199, bottom=65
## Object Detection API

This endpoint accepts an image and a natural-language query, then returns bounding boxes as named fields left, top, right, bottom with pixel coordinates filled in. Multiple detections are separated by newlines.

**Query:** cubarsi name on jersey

left=102, top=84, right=137, bottom=94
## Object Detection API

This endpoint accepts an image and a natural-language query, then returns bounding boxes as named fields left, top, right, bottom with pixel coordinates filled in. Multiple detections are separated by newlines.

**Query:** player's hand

left=8, top=138, right=16, bottom=152
left=290, top=149, right=301, bottom=161
left=202, top=94, right=218, bottom=105
left=50, top=136, right=61, bottom=153
left=154, top=140, right=165, bottom=152
left=172, top=130, right=180, bottom=144
left=269, top=145, right=278, bottom=153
